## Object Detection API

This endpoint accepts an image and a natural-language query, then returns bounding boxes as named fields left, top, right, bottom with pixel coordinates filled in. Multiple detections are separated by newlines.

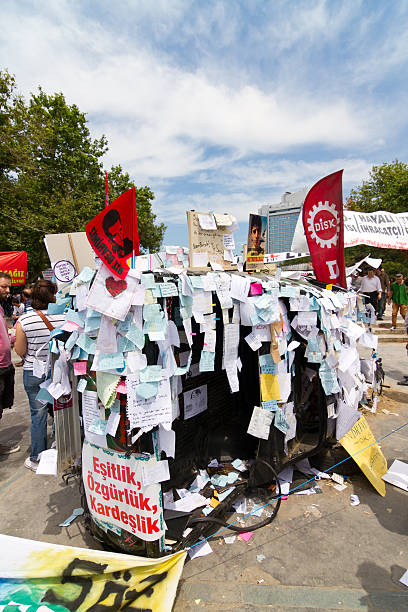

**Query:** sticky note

left=250, top=283, right=262, bottom=296
left=74, top=361, right=87, bottom=376
left=260, top=373, right=281, bottom=401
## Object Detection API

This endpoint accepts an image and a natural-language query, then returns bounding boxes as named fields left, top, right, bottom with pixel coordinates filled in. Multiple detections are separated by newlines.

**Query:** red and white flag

left=302, top=170, right=346, bottom=288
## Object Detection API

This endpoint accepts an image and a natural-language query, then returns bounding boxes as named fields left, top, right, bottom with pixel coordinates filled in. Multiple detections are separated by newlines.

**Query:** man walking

left=360, top=268, right=382, bottom=313
left=376, top=267, right=390, bottom=320
left=388, top=273, right=408, bottom=330
left=0, top=272, right=20, bottom=455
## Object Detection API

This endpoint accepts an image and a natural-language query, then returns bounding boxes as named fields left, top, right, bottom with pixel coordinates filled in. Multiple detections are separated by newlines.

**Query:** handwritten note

left=126, top=377, right=172, bottom=429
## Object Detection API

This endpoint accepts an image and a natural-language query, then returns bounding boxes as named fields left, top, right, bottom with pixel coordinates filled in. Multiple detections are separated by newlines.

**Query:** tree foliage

left=346, top=160, right=408, bottom=277
left=0, top=70, right=165, bottom=279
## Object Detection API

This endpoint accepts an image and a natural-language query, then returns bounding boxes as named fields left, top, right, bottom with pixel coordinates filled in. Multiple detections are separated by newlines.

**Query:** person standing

left=0, top=272, right=20, bottom=455
left=376, top=267, right=390, bottom=320
left=388, top=273, right=408, bottom=331
left=360, top=269, right=382, bottom=313
left=14, top=280, right=65, bottom=472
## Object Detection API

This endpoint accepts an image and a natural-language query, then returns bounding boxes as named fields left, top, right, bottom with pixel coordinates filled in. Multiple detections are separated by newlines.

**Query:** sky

left=2, top=0, right=408, bottom=251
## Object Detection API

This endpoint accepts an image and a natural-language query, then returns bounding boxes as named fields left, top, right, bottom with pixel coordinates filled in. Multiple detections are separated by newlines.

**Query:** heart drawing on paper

left=105, top=276, right=127, bottom=297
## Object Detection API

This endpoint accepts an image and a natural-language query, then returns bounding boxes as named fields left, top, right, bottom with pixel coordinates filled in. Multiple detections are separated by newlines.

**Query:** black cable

left=187, top=457, right=282, bottom=534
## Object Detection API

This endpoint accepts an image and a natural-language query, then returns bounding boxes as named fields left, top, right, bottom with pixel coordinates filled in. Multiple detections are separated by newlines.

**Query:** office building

left=259, top=187, right=308, bottom=253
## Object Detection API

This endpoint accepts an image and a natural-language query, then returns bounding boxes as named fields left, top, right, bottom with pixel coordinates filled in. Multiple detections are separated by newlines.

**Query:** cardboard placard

left=187, top=211, right=237, bottom=270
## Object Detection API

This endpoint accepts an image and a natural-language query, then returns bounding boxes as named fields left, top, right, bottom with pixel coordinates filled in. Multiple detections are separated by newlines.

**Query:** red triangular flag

left=86, top=188, right=139, bottom=279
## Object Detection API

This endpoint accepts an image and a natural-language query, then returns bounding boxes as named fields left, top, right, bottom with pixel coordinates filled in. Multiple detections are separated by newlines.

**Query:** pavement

left=0, top=305, right=407, bottom=611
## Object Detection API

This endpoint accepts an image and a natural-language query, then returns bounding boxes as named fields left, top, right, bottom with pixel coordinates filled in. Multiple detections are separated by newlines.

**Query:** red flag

left=302, top=170, right=346, bottom=288
left=0, top=251, right=27, bottom=285
left=105, top=171, right=109, bottom=208
left=86, top=188, right=139, bottom=279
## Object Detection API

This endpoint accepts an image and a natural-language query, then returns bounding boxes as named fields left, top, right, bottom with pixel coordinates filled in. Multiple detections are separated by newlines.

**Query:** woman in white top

left=15, top=280, right=65, bottom=472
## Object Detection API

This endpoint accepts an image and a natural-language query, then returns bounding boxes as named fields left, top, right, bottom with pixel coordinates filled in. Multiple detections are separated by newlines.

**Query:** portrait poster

left=86, top=187, right=139, bottom=280
left=246, top=214, right=267, bottom=270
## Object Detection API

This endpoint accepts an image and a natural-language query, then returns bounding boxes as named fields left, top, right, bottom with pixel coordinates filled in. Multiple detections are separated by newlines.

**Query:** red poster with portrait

left=302, top=170, right=346, bottom=288
left=85, top=188, right=139, bottom=279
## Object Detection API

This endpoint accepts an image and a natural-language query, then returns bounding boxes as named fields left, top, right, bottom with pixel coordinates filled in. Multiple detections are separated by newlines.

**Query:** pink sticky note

left=62, top=321, right=80, bottom=332
left=250, top=283, right=262, bottom=296
left=238, top=531, right=254, bottom=543
left=74, top=361, right=87, bottom=376
left=116, top=381, right=127, bottom=395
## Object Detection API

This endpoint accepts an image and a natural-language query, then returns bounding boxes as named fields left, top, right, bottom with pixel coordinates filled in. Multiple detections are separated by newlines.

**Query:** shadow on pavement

left=361, top=482, right=408, bottom=537
left=357, top=561, right=408, bottom=611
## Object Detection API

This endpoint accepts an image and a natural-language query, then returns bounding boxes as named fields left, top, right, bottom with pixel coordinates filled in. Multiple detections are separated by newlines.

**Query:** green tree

left=0, top=70, right=166, bottom=279
left=346, top=160, right=408, bottom=276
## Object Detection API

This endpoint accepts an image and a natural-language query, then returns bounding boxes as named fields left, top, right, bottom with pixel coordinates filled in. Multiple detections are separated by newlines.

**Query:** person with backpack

left=14, top=280, right=65, bottom=472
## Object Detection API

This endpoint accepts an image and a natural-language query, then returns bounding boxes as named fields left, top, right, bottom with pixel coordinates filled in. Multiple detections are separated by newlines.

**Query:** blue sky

left=2, top=0, right=408, bottom=251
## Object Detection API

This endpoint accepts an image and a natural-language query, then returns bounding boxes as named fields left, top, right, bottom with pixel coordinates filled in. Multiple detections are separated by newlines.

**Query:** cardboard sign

left=187, top=210, right=236, bottom=270
left=340, top=416, right=387, bottom=496
left=44, top=231, right=95, bottom=287
left=0, top=533, right=186, bottom=612
left=82, top=441, right=164, bottom=541
left=0, top=251, right=27, bottom=285
left=86, top=188, right=139, bottom=279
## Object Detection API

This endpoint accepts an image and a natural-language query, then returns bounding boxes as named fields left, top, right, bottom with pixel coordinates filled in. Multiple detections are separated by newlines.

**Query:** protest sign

left=293, top=208, right=408, bottom=253
left=187, top=210, right=237, bottom=270
left=340, top=416, right=387, bottom=496
left=86, top=188, right=139, bottom=279
left=82, top=440, right=165, bottom=541
left=0, top=533, right=186, bottom=612
left=0, top=251, right=27, bottom=285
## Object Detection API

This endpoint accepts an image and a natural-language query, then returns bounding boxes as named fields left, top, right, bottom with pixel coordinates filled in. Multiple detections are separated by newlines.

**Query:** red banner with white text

left=302, top=170, right=346, bottom=288
left=0, top=251, right=27, bottom=285
left=85, top=188, right=139, bottom=279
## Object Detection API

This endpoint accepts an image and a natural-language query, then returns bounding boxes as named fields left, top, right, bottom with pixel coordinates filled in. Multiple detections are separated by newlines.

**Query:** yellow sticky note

left=326, top=284, right=333, bottom=290
left=340, top=416, right=387, bottom=496
left=260, top=373, right=280, bottom=401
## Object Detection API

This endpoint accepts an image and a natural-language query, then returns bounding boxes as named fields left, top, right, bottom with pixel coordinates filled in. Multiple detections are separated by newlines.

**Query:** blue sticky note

left=48, top=302, right=67, bottom=315
left=98, top=352, right=125, bottom=372
left=50, top=340, right=59, bottom=355
left=126, top=326, right=145, bottom=350
left=71, top=345, right=80, bottom=360
left=119, top=316, right=132, bottom=332
left=262, top=400, right=278, bottom=411
left=135, top=381, right=159, bottom=399
left=76, top=333, right=96, bottom=354
left=140, top=365, right=163, bottom=383
left=65, top=330, right=79, bottom=351
left=50, top=327, right=65, bottom=339
left=259, top=354, right=277, bottom=374
left=77, top=348, right=88, bottom=361
left=66, top=309, right=86, bottom=326
left=35, top=387, right=53, bottom=403
left=191, top=276, right=204, bottom=290
left=88, top=418, right=107, bottom=435
left=141, top=273, right=155, bottom=289
left=143, top=303, right=162, bottom=320
left=76, top=266, right=95, bottom=283
left=199, top=351, right=215, bottom=372
left=85, top=316, right=101, bottom=334
left=274, top=408, right=289, bottom=433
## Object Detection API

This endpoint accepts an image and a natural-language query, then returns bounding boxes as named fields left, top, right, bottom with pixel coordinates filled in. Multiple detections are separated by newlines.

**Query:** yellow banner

left=0, top=534, right=186, bottom=611
left=340, top=416, right=387, bottom=496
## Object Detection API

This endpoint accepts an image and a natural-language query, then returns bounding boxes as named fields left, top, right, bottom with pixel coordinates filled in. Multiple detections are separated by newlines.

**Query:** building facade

left=259, top=187, right=308, bottom=253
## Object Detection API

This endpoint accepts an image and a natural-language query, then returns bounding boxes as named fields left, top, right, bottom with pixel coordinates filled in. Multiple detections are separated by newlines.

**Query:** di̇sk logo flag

left=302, top=170, right=346, bottom=288
left=86, top=187, right=139, bottom=280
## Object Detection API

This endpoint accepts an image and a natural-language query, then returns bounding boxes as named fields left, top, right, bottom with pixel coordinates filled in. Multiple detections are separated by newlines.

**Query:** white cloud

left=0, top=0, right=376, bottom=185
